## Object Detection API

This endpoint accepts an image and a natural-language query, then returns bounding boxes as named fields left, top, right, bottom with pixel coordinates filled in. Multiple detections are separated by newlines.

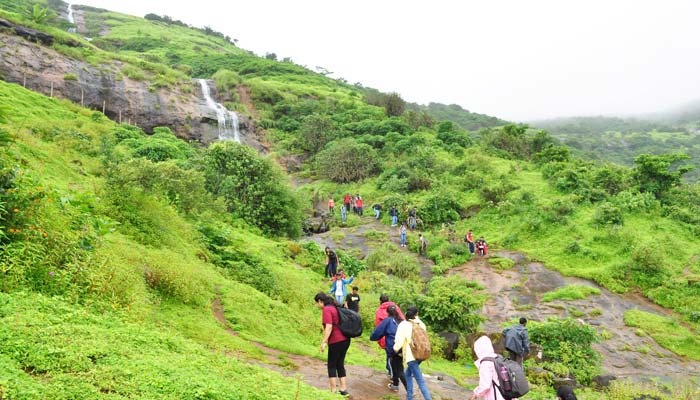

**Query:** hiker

left=393, top=306, right=432, bottom=400
left=389, top=205, right=398, bottom=227
left=328, top=196, right=335, bottom=215
left=476, top=237, right=488, bottom=256
left=372, top=203, right=382, bottom=220
left=345, top=286, right=360, bottom=313
left=466, top=229, right=475, bottom=255
left=344, top=193, right=352, bottom=212
left=351, top=195, right=357, bottom=214
left=503, top=317, right=530, bottom=366
left=470, top=335, right=506, bottom=400
left=557, top=386, right=577, bottom=400
left=340, top=204, right=347, bottom=223
left=355, top=195, right=363, bottom=216
left=419, top=234, right=428, bottom=256
left=314, top=293, right=351, bottom=396
left=375, top=295, right=405, bottom=377
left=408, top=207, right=417, bottom=230
left=370, top=305, right=407, bottom=392
left=330, top=272, right=354, bottom=305
left=325, top=247, right=340, bottom=278
left=400, top=222, right=408, bottom=247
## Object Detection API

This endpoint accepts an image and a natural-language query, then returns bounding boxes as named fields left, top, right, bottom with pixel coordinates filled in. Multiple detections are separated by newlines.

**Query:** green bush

left=297, top=114, right=338, bottom=153
left=315, top=139, right=379, bottom=183
left=203, top=142, right=303, bottom=238
left=419, top=275, right=485, bottom=333
left=365, top=243, right=420, bottom=279
left=541, top=285, right=601, bottom=302
left=63, top=73, right=78, bottom=81
left=529, top=318, right=600, bottom=385
left=592, top=202, right=624, bottom=226
left=421, top=190, right=461, bottom=225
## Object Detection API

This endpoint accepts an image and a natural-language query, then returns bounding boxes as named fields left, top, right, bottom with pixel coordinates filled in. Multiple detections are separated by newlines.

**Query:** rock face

left=0, top=22, right=257, bottom=146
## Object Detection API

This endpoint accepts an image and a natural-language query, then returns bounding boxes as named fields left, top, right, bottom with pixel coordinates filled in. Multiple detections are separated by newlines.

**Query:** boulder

left=592, top=374, right=617, bottom=388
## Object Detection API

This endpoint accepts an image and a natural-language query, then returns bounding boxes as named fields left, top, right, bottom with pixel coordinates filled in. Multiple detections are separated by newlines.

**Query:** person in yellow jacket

left=393, top=306, right=432, bottom=400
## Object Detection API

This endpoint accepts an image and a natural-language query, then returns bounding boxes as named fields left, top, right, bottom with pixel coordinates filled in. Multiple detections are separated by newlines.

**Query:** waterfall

left=197, top=79, right=241, bottom=142
left=66, top=3, right=76, bottom=33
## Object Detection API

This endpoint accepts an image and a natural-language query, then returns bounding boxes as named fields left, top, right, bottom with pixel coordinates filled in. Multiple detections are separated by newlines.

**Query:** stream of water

left=66, top=3, right=76, bottom=33
left=197, top=79, right=241, bottom=142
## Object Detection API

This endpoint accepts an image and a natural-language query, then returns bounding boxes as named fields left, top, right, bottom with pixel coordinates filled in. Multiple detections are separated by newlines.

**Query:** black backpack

left=481, top=355, right=529, bottom=400
left=335, top=306, right=363, bottom=338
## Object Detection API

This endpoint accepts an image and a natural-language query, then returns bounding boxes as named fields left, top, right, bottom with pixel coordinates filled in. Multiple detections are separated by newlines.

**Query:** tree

left=384, top=92, right=405, bottom=117
left=24, top=4, right=56, bottom=24
left=264, top=52, right=278, bottom=61
left=298, top=114, right=337, bottom=153
left=633, top=153, right=693, bottom=198
left=316, top=139, right=379, bottom=183
left=203, top=142, right=302, bottom=238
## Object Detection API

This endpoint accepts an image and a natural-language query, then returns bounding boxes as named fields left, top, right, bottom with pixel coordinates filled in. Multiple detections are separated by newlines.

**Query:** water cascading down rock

left=66, top=3, right=76, bottom=33
left=197, top=79, right=241, bottom=142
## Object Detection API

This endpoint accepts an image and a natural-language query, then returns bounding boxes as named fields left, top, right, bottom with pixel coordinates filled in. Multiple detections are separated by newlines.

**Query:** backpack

left=481, top=355, right=529, bottom=400
left=335, top=306, right=363, bottom=338
left=409, top=321, right=431, bottom=361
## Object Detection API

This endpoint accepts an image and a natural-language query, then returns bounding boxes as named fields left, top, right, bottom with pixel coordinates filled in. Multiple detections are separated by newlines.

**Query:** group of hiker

left=329, top=193, right=364, bottom=223
left=465, top=229, right=488, bottom=256
left=314, top=285, right=577, bottom=400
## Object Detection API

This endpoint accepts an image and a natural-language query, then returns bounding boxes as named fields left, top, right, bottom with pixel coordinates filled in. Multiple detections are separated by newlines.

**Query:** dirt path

left=212, top=296, right=471, bottom=400
left=449, top=251, right=700, bottom=382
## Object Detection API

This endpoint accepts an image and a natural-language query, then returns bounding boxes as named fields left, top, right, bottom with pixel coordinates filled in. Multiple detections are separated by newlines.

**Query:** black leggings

left=327, top=339, right=350, bottom=378
left=389, top=353, right=407, bottom=388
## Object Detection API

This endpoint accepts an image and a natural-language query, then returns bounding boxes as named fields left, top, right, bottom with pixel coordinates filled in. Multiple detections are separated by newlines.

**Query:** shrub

left=203, top=142, right=303, bottom=238
left=592, top=202, right=623, bottom=226
left=419, top=275, right=485, bottom=333
left=529, top=318, right=601, bottom=385
left=420, top=190, right=461, bottom=225
left=315, top=139, right=379, bottom=183
left=298, top=114, right=338, bottom=153
left=541, top=285, right=601, bottom=302
left=63, top=73, right=78, bottom=81
left=365, top=243, right=420, bottom=279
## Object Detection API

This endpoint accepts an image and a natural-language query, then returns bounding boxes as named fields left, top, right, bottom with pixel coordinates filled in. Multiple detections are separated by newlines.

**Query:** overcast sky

left=70, top=0, right=700, bottom=121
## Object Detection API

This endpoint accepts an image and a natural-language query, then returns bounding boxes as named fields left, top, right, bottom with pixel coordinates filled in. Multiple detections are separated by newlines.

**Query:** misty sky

left=69, top=0, right=700, bottom=121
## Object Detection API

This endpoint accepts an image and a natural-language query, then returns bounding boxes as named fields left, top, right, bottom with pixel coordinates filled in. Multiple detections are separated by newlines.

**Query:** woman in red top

left=315, top=293, right=350, bottom=396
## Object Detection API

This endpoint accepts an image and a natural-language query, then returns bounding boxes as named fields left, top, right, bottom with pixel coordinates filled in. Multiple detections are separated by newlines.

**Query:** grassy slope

left=0, top=80, right=343, bottom=399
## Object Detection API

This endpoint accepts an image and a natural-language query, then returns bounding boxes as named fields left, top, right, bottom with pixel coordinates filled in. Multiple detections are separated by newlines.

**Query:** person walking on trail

left=419, top=234, right=428, bottom=256
left=325, top=247, right=340, bottom=278
left=389, top=205, right=399, bottom=227
left=375, top=295, right=405, bottom=377
left=343, top=193, right=351, bottom=212
left=328, top=196, right=335, bottom=215
left=470, top=335, right=508, bottom=400
left=351, top=195, right=357, bottom=214
left=315, top=293, right=351, bottom=396
left=557, top=386, right=578, bottom=400
left=370, top=305, right=407, bottom=393
left=394, top=306, right=432, bottom=400
left=408, top=207, right=417, bottom=230
left=503, top=317, right=530, bottom=367
left=330, top=272, right=354, bottom=305
left=356, top=195, right=363, bottom=216
left=476, top=237, right=488, bottom=256
left=372, top=203, right=382, bottom=220
left=465, top=229, right=475, bottom=255
left=400, top=222, right=408, bottom=247
left=340, top=204, right=347, bottom=223
left=345, top=286, right=360, bottom=313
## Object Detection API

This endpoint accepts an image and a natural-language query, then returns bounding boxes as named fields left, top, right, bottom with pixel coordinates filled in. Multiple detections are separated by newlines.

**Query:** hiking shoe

left=339, top=390, right=349, bottom=396
left=387, top=383, right=399, bottom=391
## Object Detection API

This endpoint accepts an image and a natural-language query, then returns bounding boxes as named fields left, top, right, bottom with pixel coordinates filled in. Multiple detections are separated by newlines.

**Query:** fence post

left=81, top=87, right=84, bottom=107
left=102, top=100, right=105, bottom=114
left=50, top=82, right=53, bottom=98
left=119, top=110, right=122, bottom=124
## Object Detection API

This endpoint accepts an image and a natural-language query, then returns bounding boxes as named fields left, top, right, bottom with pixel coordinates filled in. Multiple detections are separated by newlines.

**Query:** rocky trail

left=310, top=214, right=700, bottom=383
left=450, top=251, right=700, bottom=382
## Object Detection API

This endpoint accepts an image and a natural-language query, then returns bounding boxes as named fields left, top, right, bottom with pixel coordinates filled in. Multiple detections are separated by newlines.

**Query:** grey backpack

left=481, top=355, right=529, bottom=399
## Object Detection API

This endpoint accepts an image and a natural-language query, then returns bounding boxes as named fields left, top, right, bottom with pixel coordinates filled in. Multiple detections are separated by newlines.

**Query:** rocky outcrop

left=0, top=22, right=258, bottom=147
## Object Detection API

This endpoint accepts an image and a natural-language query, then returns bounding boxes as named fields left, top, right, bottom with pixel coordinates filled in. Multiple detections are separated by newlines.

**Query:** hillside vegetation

left=0, top=2, right=699, bottom=399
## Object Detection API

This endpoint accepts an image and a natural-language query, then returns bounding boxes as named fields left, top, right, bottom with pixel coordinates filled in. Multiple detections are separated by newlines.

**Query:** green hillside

left=1, top=2, right=699, bottom=399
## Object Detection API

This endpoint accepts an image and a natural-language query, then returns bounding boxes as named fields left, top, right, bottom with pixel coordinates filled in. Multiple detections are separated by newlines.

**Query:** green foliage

left=592, top=202, right=624, bottom=226
left=541, top=285, right=601, bottom=302
left=624, top=309, right=700, bottom=360
left=315, top=139, right=379, bottom=183
left=62, top=73, right=78, bottom=81
left=297, top=114, right=338, bottom=153
left=24, top=3, right=56, bottom=24
left=130, top=126, right=194, bottom=162
left=488, top=256, right=515, bottom=270
left=529, top=318, right=601, bottom=385
left=405, top=102, right=507, bottom=131
left=365, top=243, right=420, bottom=279
left=419, top=275, right=485, bottom=333
left=421, top=190, right=462, bottom=225
left=633, top=153, right=693, bottom=198
left=203, top=141, right=302, bottom=238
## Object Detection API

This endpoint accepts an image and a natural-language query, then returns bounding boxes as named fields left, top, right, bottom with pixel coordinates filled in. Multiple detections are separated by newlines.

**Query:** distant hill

left=407, top=102, right=508, bottom=131
left=531, top=116, right=680, bottom=136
